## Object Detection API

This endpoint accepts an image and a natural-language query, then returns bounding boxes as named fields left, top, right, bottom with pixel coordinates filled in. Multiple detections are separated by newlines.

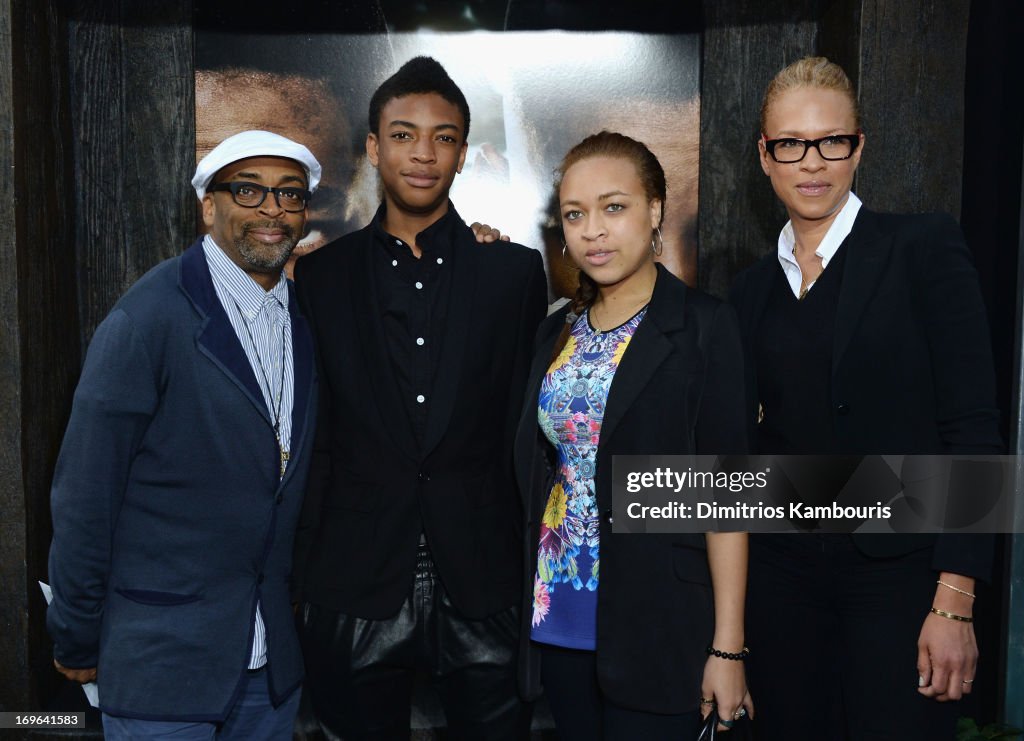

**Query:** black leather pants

left=300, top=543, right=530, bottom=740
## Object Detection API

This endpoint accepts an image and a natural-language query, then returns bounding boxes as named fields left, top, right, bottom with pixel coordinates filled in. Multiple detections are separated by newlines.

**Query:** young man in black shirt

left=293, top=57, right=546, bottom=739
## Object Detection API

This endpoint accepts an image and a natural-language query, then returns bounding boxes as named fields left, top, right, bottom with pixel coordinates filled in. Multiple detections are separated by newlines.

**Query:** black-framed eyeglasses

left=207, top=181, right=311, bottom=212
left=762, top=134, right=862, bottom=163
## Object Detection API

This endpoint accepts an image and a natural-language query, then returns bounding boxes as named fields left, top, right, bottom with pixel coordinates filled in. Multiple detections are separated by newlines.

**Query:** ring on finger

left=734, top=707, right=747, bottom=719
left=700, top=697, right=715, bottom=706
left=963, top=679, right=975, bottom=685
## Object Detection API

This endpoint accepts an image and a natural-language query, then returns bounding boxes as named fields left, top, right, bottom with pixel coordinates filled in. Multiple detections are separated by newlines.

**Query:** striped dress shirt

left=203, top=235, right=294, bottom=670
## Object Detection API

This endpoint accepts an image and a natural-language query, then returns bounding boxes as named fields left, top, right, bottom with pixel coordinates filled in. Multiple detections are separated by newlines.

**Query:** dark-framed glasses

left=763, top=134, right=862, bottom=163
left=207, top=181, right=311, bottom=212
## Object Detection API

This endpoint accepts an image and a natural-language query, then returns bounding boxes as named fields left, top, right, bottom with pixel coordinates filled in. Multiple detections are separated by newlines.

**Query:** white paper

left=39, top=581, right=100, bottom=708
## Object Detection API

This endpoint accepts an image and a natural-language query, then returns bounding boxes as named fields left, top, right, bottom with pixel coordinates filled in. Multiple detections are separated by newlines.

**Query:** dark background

left=2, top=0, right=1022, bottom=737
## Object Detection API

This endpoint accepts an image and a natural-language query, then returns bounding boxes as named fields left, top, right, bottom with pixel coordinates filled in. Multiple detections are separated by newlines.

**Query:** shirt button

left=416, top=337, right=425, bottom=346
left=436, top=257, right=443, bottom=265
left=392, top=259, right=398, bottom=267
left=415, top=281, right=423, bottom=290
left=416, top=394, right=426, bottom=403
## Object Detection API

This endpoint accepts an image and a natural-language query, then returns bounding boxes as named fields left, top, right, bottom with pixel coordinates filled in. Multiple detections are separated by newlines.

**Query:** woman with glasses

left=515, top=131, right=752, bottom=739
left=729, top=56, right=1001, bottom=739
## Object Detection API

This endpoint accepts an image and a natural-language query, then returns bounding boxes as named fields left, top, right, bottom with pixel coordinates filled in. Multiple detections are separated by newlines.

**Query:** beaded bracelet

left=706, top=645, right=750, bottom=661
left=930, top=607, right=973, bottom=623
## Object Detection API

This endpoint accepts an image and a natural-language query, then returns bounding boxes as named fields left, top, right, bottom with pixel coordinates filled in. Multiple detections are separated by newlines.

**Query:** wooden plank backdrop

left=856, top=0, right=971, bottom=218
left=0, top=0, right=28, bottom=714
left=69, top=0, right=195, bottom=347
left=3, top=0, right=80, bottom=717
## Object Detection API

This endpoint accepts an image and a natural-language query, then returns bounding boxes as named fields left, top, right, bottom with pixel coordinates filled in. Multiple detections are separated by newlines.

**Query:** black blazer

left=514, top=265, right=747, bottom=714
left=293, top=210, right=547, bottom=620
left=729, top=208, right=1001, bottom=578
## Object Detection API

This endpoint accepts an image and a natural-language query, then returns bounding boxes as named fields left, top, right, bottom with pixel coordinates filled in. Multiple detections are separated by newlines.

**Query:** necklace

left=794, top=245, right=824, bottom=301
left=233, top=297, right=289, bottom=478
left=798, top=265, right=825, bottom=300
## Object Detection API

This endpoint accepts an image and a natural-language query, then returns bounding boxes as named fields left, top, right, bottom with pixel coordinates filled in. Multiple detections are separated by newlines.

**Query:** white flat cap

left=191, top=130, right=322, bottom=200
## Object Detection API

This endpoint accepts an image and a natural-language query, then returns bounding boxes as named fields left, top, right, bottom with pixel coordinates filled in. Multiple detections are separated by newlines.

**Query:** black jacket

left=729, top=208, right=1002, bottom=578
left=514, top=265, right=747, bottom=713
left=293, top=210, right=547, bottom=619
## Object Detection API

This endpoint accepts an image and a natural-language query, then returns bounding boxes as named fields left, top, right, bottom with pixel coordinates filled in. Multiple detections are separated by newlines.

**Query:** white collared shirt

left=776, top=192, right=862, bottom=298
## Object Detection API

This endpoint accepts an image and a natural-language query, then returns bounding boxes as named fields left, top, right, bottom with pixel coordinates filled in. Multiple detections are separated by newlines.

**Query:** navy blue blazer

left=729, top=208, right=1001, bottom=578
left=47, top=240, right=316, bottom=721
left=514, top=265, right=748, bottom=714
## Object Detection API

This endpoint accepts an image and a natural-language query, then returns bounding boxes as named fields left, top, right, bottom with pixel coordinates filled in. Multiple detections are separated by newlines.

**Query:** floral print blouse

left=531, top=307, right=646, bottom=650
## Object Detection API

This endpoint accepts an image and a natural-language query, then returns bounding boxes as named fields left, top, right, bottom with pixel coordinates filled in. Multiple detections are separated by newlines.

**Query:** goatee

left=235, top=220, right=299, bottom=272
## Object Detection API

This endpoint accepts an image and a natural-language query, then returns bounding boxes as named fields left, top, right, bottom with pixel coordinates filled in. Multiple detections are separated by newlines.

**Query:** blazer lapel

left=282, top=282, right=314, bottom=484
left=420, top=229, right=477, bottom=457
left=351, top=236, right=419, bottom=460
left=833, top=209, right=893, bottom=372
left=600, top=265, right=684, bottom=447
left=179, top=241, right=270, bottom=425
left=730, top=255, right=776, bottom=438
left=736, top=256, right=776, bottom=348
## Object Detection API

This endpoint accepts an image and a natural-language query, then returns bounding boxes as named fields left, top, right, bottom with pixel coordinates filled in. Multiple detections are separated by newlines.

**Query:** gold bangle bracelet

left=930, top=607, right=973, bottom=623
left=936, top=580, right=976, bottom=599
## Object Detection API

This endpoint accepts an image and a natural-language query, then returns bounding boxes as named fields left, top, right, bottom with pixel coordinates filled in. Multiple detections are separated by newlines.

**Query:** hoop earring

left=562, top=241, right=568, bottom=259
left=651, top=227, right=664, bottom=257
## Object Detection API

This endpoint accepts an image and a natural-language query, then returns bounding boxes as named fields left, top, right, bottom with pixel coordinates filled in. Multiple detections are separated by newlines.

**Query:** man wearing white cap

left=46, top=130, right=320, bottom=739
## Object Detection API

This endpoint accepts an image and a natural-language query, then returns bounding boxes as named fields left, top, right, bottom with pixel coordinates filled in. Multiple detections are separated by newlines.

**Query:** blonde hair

left=760, top=56, right=860, bottom=133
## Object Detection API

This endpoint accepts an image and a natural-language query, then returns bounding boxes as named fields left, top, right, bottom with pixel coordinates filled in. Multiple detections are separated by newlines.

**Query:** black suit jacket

left=729, top=208, right=1001, bottom=578
left=514, top=265, right=747, bottom=714
left=293, top=210, right=547, bottom=620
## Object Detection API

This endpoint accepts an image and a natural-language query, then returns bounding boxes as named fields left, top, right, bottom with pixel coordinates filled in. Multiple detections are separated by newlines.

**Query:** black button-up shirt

left=372, top=203, right=457, bottom=449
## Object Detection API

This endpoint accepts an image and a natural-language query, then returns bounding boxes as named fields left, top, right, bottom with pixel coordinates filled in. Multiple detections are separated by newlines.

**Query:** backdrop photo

left=195, top=25, right=700, bottom=297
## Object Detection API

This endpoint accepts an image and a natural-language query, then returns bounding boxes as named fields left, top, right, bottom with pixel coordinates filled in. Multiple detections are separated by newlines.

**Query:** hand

left=54, top=658, right=96, bottom=683
left=469, top=222, right=510, bottom=243
left=700, top=656, right=754, bottom=731
left=917, top=611, right=977, bottom=701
